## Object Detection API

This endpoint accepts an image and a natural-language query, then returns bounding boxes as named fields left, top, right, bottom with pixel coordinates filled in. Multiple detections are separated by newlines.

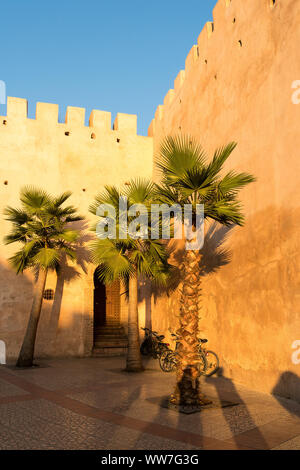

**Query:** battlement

left=3, top=97, right=141, bottom=136
left=148, top=0, right=279, bottom=135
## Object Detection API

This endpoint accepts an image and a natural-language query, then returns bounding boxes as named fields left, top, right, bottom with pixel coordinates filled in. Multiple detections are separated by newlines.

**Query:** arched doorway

left=93, top=268, right=121, bottom=331
left=93, top=269, right=127, bottom=354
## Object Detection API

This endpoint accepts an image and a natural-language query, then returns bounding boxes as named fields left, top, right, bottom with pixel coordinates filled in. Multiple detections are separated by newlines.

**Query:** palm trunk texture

left=16, top=269, right=47, bottom=367
left=126, top=274, right=144, bottom=372
left=170, top=249, right=211, bottom=407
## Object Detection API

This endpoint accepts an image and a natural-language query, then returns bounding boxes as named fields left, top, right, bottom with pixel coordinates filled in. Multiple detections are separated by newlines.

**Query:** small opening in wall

left=270, top=0, right=275, bottom=6
left=4, top=180, right=8, bottom=185
left=205, top=59, right=208, bottom=64
left=91, top=133, right=96, bottom=139
left=3, top=120, right=7, bottom=125
left=82, top=188, right=86, bottom=192
left=116, top=138, right=120, bottom=143
left=232, top=18, right=236, bottom=24
left=238, top=40, right=243, bottom=47
left=43, top=289, right=54, bottom=300
left=214, top=74, right=217, bottom=80
left=65, top=131, right=70, bottom=136
left=178, top=126, right=181, bottom=131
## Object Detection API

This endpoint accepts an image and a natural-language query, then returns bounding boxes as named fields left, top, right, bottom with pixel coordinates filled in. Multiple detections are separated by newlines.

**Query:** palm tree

left=155, top=135, right=255, bottom=408
left=89, top=179, right=171, bottom=372
left=3, top=187, right=83, bottom=367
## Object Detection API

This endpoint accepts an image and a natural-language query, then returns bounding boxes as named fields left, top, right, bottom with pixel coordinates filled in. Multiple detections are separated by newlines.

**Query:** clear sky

left=0, top=0, right=217, bottom=135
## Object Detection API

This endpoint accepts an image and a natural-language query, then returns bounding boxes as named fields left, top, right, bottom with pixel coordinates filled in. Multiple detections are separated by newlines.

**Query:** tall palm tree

left=89, top=179, right=171, bottom=372
left=3, top=187, right=83, bottom=367
left=155, top=135, right=256, bottom=408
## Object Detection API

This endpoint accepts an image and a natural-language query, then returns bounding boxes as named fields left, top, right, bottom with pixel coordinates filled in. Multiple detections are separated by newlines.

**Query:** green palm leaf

left=3, top=187, right=83, bottom=274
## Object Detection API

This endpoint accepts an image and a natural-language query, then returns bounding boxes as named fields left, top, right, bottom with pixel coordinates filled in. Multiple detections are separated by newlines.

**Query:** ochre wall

left=148, top=0, right=300, bottom=400
left=0, top=0, right=299, bottom=402
left=0, top=98, right=153, bottom=359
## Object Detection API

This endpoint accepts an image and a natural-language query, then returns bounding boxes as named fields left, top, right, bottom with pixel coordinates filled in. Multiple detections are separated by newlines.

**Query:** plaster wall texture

left=148, top=0, right=300, bottom=400
left=0, top=0, right=299, bottom=402
left=0, top=98, right=153, bottom=359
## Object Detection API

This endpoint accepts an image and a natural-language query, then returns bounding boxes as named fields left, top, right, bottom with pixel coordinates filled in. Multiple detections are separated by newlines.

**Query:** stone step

left=94, top=328, right=124, bottom=333
left=92, top=346, right=127, bottom=357
left=94, top=334, right=125, bottom=339
left=94, top=336, right=128, bottom=344
left=95, top=325, right=125, bottom=331
left=94, top=339, right=128, bottom=348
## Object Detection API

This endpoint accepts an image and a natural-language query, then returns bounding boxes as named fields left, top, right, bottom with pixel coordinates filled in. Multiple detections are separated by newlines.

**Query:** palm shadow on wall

left=48, top=220, right=93, bottom=334
left=138, top=222, right=233, bottom=371
left=142, top=222, right=234, bottom=328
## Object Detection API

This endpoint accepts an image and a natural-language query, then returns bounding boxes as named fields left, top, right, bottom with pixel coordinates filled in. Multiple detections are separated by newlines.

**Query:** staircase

left=93, top=322, right=128, bottom=357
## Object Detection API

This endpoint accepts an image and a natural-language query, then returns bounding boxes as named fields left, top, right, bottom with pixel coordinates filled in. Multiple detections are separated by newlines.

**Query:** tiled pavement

left=0, top=357, right=299, bottom=450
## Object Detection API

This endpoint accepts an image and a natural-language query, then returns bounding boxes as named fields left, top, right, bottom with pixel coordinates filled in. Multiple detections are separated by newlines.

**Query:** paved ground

left=0, top=357, right=299, bottom=450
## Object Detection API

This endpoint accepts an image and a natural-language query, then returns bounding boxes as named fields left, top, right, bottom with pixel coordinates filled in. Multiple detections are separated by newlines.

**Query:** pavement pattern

left=0, top=357, right=299, bottom=450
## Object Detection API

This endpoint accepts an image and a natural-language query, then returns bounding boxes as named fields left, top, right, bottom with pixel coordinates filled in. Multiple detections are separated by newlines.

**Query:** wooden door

left=105, top=280, right=120, bottom=325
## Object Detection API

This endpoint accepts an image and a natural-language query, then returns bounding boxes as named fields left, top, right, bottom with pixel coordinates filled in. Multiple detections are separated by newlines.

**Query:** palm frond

left=52, top=191, right=72, bottom=208
left=155, top=135, right=207, bottom=185
left=20, top=186, right=51, bottom=213
left=90, top=239, right=133, bottom=283
left=206, top=142, right=237, bottom=179
left=216, top=171, right=256, bottom=197
left=7, top=250, right=31, bottom=274
left=3, top=186, right=82, bottom=274
left=3, top=207, right=31, bottom=225
left=33, top=247, right=61, bottom=268
left=125, top=178, right=155, bottom=206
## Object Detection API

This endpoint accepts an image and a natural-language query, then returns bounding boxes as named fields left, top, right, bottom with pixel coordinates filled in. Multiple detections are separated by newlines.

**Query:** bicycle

left=159, top=332, right=219, bottom=376
left=140, top=327, right=170, bottom=359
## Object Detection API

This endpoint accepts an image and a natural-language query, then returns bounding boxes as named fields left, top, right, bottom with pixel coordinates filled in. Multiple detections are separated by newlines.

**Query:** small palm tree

left=155, top=135, right=255, bottom=407
left=89, top=179, right=171, bottom=372
left=3, top=187, right=83, bottom=367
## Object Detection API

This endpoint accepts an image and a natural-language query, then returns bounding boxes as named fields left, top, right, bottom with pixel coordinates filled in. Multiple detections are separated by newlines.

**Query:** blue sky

left=0, top=0, right=216, bottom=135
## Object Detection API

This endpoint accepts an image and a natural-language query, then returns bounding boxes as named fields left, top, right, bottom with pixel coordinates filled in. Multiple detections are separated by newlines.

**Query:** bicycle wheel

left=159, top=351, right=176, bottom=372
left=203, top=350, right=219, bottom=376
left=197, top=353, right=208, bottom=375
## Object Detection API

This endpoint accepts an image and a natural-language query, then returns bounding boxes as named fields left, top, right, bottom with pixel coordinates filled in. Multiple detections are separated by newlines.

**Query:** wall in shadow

left=0, top=262, right=34, bottom=361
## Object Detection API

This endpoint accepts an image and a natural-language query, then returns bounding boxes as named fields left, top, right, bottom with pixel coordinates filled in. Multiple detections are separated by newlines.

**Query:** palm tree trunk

left=126, top=273, right=144, bottom=372
left=16, top=268, right=47, bottom=367
left=170, top=249, right=211, bottom=407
